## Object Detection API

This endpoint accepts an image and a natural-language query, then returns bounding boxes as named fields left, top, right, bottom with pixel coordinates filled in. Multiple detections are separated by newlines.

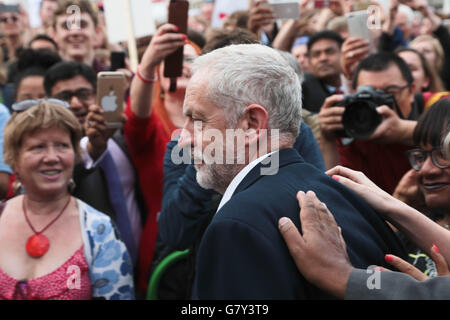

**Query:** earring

left=68, top=178, right=76, bottom=193
left=13, top=180, right=23, bottom=195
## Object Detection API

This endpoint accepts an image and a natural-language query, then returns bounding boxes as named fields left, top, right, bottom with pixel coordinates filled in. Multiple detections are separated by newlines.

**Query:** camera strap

left=392, top=99, right=406, bottom=120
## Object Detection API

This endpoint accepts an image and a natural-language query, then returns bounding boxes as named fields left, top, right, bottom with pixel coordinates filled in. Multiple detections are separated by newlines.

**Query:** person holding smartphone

left=125, top=23, right=188, bottom=294
left=44, top=61, right=146, bottom=291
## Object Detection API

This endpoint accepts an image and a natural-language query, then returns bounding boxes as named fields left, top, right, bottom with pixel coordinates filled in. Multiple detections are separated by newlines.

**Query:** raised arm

left=130, top=24, right=186, bottom=118
left=326, top=165, right=450, bottom=266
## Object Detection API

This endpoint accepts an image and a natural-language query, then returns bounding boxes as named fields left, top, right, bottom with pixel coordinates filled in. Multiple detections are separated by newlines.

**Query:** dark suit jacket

left=302, top=73, right=334, bottom=113
left=192, top=148, right=406, bottom=299
left=72, top=130, right=147, bottom=225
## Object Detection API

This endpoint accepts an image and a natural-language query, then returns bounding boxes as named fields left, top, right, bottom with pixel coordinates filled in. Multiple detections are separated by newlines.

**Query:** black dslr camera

left=335, top=85, right=396, bottom=139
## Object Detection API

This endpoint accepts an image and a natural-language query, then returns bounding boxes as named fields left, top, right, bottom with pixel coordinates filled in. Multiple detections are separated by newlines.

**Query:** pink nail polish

left=332, top=175, right=340, bottom=181
left=432, top=244, right=440, bottom=254
left=385, top=254, right=394, bottom=262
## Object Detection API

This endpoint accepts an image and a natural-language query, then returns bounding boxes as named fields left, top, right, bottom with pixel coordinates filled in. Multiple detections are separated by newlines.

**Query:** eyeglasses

left=382, top=84, right=410, bottom=96
left=12, top=98, right=70, bottom=112
left=407, top=148, right=450, bottom=171
left=0, top=16, right=19, bottom=23
left=53, top=88, right=94, bottom=103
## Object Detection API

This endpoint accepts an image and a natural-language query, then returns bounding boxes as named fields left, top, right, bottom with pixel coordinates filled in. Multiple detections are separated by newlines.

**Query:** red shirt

left=338, top=139, right=411, bottom=195
left=124, top=101, right=170, bottom=293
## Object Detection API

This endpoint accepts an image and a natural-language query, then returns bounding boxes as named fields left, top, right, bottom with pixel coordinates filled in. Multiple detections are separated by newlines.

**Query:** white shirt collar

left=216, top=151, right=276, bottom=213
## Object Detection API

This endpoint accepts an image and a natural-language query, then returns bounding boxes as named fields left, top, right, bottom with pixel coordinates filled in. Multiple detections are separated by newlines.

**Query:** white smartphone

left=269, top=2, right=299, bottom=20
left=346, top=10, right=371, bottom=41
left=346, top=10, right=376, bottom=53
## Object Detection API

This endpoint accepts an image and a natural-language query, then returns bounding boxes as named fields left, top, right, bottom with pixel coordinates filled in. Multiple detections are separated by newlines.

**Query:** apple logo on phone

left=101, top=90, right=117, bottom=112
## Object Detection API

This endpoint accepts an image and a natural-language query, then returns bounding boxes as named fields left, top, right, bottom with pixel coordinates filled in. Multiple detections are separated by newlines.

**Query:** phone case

left=97, top=72, right=125, bottom=128
left=164, top=0, right=189, bottom=78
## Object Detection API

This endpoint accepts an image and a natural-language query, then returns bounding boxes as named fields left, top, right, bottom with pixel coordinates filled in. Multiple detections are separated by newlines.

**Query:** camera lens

left=342, top=101, right=381, bottom=139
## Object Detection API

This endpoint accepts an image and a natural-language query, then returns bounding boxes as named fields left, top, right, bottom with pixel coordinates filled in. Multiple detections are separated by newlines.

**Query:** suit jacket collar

left=232, top=148, right=304, bottom=197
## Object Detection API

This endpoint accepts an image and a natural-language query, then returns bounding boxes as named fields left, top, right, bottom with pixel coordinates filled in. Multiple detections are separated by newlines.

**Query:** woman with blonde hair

left=410, top=35, right=444, bottom=76
left=0, top=101, right=134, bottom=299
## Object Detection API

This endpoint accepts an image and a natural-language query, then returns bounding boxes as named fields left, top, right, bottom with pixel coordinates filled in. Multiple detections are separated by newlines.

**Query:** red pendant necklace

left=23, top=195, right=72, bottom=258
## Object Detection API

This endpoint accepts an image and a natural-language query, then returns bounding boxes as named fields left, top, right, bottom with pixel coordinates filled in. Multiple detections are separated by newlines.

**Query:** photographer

left=319, top=52, right=420, bottom=194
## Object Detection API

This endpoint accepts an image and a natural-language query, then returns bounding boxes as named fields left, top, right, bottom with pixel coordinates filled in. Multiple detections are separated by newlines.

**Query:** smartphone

left=346, top=10, right=372, bottom=40
left=346, top=10, right=376, bottom=53
left=269, top=2, right=299, bottom=20
left=164, top=0, right=189, bottom=90
left=0, top=4, right=20, bottom=13
left=110, top=51, right=126, bottom=71
left=314, top=0, right=331, bottom=9
left=97, top=72, right=125, bottom=129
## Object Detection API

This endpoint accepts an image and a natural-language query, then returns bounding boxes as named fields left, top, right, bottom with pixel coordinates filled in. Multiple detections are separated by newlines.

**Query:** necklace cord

left=23, top=195, right=72, bottom=235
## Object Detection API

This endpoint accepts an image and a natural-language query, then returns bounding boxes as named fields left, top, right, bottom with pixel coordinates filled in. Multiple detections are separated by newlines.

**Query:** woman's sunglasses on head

left=11, top=98, right=70, bottom=113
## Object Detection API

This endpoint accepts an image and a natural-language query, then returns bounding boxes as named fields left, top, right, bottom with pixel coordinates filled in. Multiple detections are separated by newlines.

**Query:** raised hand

left=278, top=190, right=353, bottom=299
left=85, top=104, right=127, bottom=161
left=139, top=24, right=187, bottom=75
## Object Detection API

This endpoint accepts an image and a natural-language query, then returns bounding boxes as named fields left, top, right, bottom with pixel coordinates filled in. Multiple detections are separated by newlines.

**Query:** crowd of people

left=0, top=0, right=449, bottom=300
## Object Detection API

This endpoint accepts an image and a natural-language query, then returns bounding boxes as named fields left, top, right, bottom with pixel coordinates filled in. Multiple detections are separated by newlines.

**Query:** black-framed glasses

left=0, top=16, right=19, bottom=23
left=53, top=88, right=94, bottom=103
left=12, top=98, right=70, bottom=112
left=407, top=148, right=450, bottom=171
left=382, top=84, right=410, bottom=96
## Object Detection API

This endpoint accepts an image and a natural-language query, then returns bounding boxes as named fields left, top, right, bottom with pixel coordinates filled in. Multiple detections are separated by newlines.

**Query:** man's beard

left=195, top=162, right=242, bottom=194
left=194, top=144, right=244, bottom=194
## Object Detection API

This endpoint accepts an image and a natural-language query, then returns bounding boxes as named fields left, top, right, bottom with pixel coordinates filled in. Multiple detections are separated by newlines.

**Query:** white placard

left=211, top=0, right=249, bottom=28
left=103, top=0, right=156, bottom=43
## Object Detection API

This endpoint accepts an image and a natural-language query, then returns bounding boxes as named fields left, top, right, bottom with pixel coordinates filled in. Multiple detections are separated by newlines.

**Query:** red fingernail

left=432, top=244, right=440, bottom=254
left=182, top=34, right=187, bottom=40
left=385, top=254, right=394, bottom=262
left=174, top=26, right=179, bottom=31
left=332, top=175, right=340, bottom=181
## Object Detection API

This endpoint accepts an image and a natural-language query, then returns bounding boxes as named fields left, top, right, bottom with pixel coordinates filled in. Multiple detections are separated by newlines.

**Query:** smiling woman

left=0, top=101, right=134, bottom=300
left=412, top=99, right=450, bottom=212
left=394, top=98, right=450, bottom=277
